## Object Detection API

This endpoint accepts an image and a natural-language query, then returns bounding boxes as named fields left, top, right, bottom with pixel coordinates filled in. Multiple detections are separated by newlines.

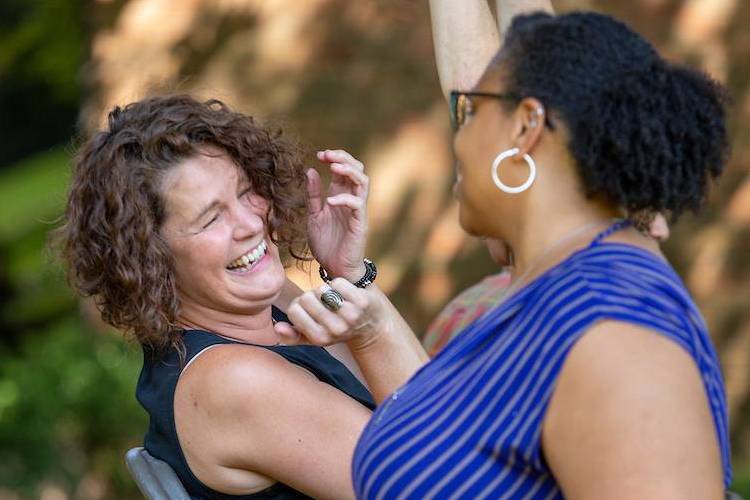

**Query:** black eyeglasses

left=449, top=91, right=518, bottom=130
left=449, top=90, right=555, bottom=131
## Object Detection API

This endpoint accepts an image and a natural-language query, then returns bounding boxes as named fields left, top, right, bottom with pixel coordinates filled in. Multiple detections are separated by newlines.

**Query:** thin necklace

left=503, top=218, right=622, bottom=299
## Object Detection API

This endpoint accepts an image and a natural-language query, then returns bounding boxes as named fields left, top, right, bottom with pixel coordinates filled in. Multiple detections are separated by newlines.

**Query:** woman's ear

left=511, top=97, right=546, bottom=156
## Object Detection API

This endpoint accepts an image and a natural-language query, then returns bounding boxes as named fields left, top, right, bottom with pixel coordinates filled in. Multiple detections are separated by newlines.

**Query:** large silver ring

left=320, top=289, right=344, bottom=312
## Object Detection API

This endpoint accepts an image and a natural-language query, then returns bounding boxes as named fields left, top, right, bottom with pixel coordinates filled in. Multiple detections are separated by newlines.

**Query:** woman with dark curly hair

left=57, top=94, right=424, bottom=499
left=276, top=4, right=734, bottom=498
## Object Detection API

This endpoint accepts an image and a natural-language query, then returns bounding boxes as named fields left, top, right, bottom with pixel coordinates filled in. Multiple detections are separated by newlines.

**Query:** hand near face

left=307, top=150, right=370, bottom=282
left=273, top=278, right=386, bottom=349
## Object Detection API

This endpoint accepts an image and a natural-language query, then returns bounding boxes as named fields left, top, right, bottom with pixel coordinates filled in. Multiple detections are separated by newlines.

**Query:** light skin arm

left=429, top=0, right=499, bottom=99
left=175, top=345, right=372, bottom=500
left=495, top=0, right=554, bottom=34
left=429, top=0, right=554, bottom=100
left=542, top=321, right=725, bottom=499
left=275, top=145, right=427, bottom=401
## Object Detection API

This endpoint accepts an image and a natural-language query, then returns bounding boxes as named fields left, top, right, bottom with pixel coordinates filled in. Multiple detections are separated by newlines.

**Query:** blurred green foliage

left=0, top=149, right=76, bottom=333
left=0, top=0, right=85, bottom=166
left=0, top=317, right=145, bottom=497
left=734, top=467, right=750, bottom=498
left=0, top=148, right=70, bottom=243
left=0, top=151, right=146, bottom=498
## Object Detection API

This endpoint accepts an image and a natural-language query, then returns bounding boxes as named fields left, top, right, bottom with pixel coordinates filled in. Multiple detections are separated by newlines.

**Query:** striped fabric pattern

left=352, top=236, right=731, bottom=499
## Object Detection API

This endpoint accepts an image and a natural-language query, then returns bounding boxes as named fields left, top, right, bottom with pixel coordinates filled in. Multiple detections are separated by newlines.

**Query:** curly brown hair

left=57, top=95, right=310, bottom=353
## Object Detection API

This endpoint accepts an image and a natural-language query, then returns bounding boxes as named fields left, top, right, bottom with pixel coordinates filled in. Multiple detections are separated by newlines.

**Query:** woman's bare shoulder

left=542, top=320, right=724, bottom=499
left=174, top=342, right=368, bottom=498
left=178, top=343, right=316, bottom=414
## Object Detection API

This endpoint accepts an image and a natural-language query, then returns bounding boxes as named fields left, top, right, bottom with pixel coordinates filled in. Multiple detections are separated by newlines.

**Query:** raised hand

left=307, top=149, right=370, bottom=282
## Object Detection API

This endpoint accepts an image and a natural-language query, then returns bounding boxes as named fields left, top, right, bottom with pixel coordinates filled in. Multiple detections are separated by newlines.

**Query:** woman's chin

left=224, top=259, right=286, bottom=303
left=457, top=209, right=480, bottom=237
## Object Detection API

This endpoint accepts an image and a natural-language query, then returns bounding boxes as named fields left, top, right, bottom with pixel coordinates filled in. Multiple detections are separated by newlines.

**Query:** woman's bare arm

left=429, top=0, right=554, bottom=99
left=495, top=0, right=554, bottom=35
left=429, top=0, right=499, bottom=99
left=175, top=345, right=372, bottom=499
left=543, top=321, right=725, bottom=499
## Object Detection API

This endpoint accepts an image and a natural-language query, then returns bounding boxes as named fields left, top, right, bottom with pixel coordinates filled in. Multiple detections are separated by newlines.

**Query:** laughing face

left=159, top=148, right=286, bottom=320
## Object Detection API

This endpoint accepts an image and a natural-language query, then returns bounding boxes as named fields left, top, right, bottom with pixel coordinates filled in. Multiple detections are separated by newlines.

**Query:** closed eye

left=202, top=214, right=219, bottom=229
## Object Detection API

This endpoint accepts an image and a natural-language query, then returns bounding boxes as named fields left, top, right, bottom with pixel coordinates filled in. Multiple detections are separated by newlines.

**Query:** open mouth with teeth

left=226, top=240, right=268, bottom=273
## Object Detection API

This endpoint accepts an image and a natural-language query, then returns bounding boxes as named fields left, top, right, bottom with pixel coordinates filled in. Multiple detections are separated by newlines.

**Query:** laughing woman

left=278, top=7, right=733, bottom=499
left=57, top=95, right=425, bottom=499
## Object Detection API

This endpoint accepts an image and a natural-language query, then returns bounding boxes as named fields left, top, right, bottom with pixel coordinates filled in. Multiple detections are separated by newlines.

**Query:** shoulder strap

left=588, top=218, right=632, bottom=248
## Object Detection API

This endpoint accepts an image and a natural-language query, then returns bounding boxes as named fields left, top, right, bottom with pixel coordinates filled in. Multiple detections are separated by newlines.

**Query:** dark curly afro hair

left=491, top=11, right=731, bottom=220
left=56, top=95, right=310, bottom=353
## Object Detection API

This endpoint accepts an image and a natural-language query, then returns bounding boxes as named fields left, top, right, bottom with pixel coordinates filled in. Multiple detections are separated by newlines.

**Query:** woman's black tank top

left=135, top=307, right=376, bottom=499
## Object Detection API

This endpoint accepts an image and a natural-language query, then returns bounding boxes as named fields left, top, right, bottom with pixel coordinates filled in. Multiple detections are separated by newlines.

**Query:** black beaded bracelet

left=319, top=258, right=378, bottom=288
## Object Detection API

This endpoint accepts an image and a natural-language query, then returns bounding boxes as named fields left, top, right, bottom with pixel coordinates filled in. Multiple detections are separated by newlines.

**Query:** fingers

left=285, top=295, right=335, bottom=345
left=328, top=278, right=369, bottom=310
left=286, top=287, right=354, bottom=345
left=329, top=162, right=369, bottom=194
left=283, top=280, right=371, bottom=346
left=318, top=150, right=368, bottom=193
left=298, top=290, right=353, bottom=338
left=326, top=194, right=367, bottom=223
left=273, top=321, right=305, bottom=346
left=317, top=149, right=364, bottom=172
left=327, top=279, right=379, bottom=337
left=306, top=168, right=323, bottom=215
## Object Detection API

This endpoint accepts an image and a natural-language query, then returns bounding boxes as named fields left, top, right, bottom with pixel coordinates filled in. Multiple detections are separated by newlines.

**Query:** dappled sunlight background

left=0, top=0, right=748, bottom=497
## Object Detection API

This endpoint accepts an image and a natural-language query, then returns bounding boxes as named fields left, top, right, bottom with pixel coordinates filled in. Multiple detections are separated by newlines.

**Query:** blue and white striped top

left=352, top=223, right=731, bottom=499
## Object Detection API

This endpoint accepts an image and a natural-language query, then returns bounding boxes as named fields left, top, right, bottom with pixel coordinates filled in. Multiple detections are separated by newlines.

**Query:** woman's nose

left=232, top=204, right=265, bottom=239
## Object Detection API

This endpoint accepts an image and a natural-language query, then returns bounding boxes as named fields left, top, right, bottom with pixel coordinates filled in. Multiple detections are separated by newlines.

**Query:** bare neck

left=507, top=188, right=622, bottom=283
left=177, top=301, right=280, bottom=345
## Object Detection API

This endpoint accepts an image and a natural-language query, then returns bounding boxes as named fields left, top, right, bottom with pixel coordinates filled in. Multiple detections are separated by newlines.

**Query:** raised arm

left=429, top=0, right=554, bottom=99
left=429, top=0, right=499, bottom=98
left=273, top=148, right=429, bottom=402
left=495, top=0, right=554, bottom=35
